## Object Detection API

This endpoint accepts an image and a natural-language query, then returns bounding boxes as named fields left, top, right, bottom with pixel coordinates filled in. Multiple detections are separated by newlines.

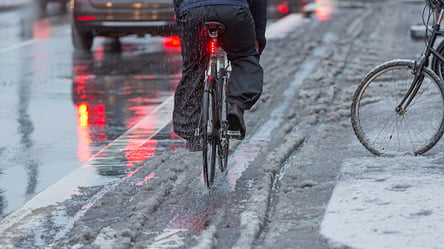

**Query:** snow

left=321, top=151, right=444, bottom=249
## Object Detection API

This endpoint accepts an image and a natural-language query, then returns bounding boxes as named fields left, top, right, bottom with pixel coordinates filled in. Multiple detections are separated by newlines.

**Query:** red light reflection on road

left=171, top=212, right=212, bottom=237
left=314, top=0, right=333, bottom=21
left=122, top=111, right=160, bottom=177
left=126, top=98, right=158, bottom=128
left=75, top=101, right=107, bottom=161
left=124, top=139, right=157, bottom=168
left=76, top=103, right=92, bottom=162
left=71, top=41, right=178, bottom=175
left=169, top=126, right=180, bottom=150
left=134, top=172, right=156, bottom=186
left=33, top=19, right=50, bottom=39
left=94, top=45, right=105, bottom=62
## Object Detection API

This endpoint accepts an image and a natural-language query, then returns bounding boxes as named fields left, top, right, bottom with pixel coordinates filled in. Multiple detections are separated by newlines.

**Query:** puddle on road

left=71, top=39, right=182, bottom=175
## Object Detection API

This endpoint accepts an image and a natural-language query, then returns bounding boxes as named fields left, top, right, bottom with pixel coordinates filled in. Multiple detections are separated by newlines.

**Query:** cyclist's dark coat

left=172, top=0, right=267, bottom=140
left=174, top=0, right=267, bottom=50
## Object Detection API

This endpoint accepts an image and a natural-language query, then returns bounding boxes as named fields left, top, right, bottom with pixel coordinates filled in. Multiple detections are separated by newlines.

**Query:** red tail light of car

left=76, top=16, right=96, bottom=21
left=277, top=3, right=290, bottom=14
left=163, top=36, right=181, bottom=48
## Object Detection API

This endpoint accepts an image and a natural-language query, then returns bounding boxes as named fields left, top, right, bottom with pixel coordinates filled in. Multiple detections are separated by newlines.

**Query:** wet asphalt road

left=3, top=1, right=444, bottom=249
left=0, top=3, right=182, bottom=218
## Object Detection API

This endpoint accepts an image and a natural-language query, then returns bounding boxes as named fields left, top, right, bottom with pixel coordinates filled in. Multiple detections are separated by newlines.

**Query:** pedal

left=227, top=130, right=242, bottom=139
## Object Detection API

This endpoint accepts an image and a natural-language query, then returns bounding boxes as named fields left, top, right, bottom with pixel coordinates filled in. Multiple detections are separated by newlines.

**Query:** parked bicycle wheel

left=351, top=59, right=444, bottom=155
left=202, top=78, right=218, bottom=188
left=431, top=39, right=444, bottom=79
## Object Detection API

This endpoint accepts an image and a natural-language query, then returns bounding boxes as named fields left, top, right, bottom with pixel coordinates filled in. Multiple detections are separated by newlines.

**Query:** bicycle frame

left=203, top=23, right=230, bottom=136
left=201, top=22, right=230, bottom=188
left=397, top=8, right=444, bottom=113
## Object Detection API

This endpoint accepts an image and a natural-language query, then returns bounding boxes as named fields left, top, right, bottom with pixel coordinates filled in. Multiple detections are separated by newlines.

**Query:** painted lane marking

left=146, top=229, right=188, bottom=248
left=0, top=40, right=38, bottom=54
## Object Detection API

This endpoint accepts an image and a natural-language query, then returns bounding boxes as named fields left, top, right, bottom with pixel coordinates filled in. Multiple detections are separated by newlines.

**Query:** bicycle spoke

left=351, top=60, right=444, bottom=155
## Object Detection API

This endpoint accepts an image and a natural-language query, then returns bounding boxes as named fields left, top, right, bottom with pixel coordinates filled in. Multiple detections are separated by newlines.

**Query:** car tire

left=72, top=25, right=94, bottom=51
left=38, top=0, right=47, bottom=12
left=60, top=4, right=67, bottom=13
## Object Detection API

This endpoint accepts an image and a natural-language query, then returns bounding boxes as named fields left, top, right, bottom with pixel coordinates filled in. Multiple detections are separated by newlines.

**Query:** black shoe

left=227, top=103, right=246, bottom=140
left=185, top=136, right=203, bottom=152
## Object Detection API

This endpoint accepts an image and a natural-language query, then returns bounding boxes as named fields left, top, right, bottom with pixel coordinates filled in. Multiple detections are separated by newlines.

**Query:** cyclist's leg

left=217, top=6, right=264, bottom=111
left=173, top=8, right=209, bottom=144
left=212, top=6, right=264, bottom=138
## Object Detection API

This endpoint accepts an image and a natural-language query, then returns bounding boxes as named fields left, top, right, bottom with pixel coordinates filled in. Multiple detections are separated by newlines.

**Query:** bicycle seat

left=204, top=21, right=225, bottom=34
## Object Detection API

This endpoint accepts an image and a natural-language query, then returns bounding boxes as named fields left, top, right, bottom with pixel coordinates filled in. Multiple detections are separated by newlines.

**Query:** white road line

left=0, top=40, right=38, bottom=54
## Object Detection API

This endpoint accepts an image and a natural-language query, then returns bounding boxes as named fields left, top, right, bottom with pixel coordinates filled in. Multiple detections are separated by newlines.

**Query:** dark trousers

left=173, top=5, right=264, bottom=140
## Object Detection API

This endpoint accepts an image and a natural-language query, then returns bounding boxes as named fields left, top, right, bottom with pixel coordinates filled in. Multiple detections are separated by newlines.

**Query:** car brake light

left=77, top=16, right=96, bottom=21
left=277, top=4, right=290, bottom=14
left=209, top=40, right=217, bottom=54
left=163, top=36, right=181, bottom=48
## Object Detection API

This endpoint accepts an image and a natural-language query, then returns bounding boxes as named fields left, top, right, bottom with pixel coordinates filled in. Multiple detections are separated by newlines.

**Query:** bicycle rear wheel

left=202, top=78, right=218, bottom=188
left=351, top=59, right=444, bottom=155
left=216, top=68, right=229, bottom=173
left=431, top=39, right=444, bottom=79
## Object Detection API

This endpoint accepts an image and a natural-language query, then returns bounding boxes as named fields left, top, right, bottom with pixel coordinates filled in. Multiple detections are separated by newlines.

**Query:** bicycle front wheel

left=202, top=79, right=217, bottom=188
left=351, top=59, right=444, bottom=156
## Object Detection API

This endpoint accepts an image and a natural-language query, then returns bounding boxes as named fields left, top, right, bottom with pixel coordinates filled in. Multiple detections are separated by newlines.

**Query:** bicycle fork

left=396, top=63, right=425, bottom=115
left=397, top=9, right=444, bottom=115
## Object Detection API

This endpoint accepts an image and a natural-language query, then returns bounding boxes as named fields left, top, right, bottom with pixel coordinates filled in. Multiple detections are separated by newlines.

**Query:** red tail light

left=163, top=36, right=181, bottom=48
left=277, top=4, right=290, bottom=14
left=209, top=40, right=217, bottom=54
left=76, top=16, right=96, bottom=21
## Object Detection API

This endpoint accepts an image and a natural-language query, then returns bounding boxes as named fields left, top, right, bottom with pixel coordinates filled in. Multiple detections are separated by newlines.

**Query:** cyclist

left=172, top=0, right=267, bottom=151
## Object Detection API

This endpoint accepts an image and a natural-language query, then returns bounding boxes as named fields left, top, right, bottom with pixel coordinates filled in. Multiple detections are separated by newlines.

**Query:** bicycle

left=199, top=21, right=239, bottom=188
left=351, top=0, right=444, bottom=156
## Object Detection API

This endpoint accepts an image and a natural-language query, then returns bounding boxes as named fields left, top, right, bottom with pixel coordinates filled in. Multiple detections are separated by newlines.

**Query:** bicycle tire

left=202, top=78, right=217, bottom=188
left=351, top=59, right=444, bottom=156
left=216, top=68, right=229, bottom=173
left=431, top=39, right=444, bottom=79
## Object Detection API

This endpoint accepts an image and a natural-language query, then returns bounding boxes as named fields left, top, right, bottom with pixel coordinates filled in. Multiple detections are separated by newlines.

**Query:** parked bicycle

left=351, top=0, right=444, bottom=156
left=199, top=21, right=236, bottom=188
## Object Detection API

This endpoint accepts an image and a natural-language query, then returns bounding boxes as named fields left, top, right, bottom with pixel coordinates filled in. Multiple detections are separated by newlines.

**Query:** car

left=38, top=0, right=69, bottom=12
left=268, top=0, right=308, bottom=19
left=70, top=0, right=176, bottom=51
